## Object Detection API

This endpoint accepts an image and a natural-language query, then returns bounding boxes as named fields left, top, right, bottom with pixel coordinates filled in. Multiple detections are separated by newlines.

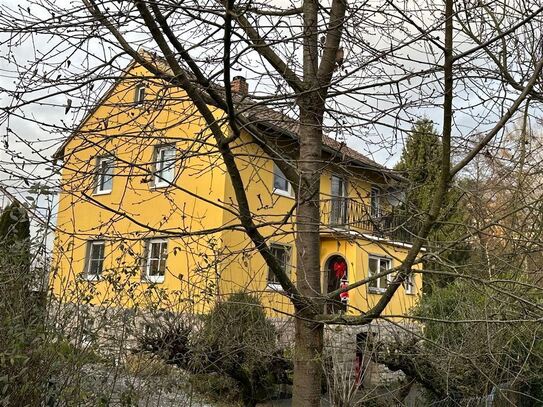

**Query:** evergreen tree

left=0, top=202, right=47, bottom=405
left=395, top=118, right=442, bottom=215
left=396, top=119, right=470, bottom=291
left=0, top=201, right=31, bottom=271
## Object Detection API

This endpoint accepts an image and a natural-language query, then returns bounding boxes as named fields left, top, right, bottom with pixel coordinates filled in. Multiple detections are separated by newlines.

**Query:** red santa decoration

left=340, top=280, right=349, bottom=303
left=332, top=258, right=347, bottom=279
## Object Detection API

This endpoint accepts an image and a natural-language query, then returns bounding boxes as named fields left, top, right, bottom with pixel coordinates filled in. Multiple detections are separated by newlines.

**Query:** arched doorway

left=326, top=255, right=348, bottom=313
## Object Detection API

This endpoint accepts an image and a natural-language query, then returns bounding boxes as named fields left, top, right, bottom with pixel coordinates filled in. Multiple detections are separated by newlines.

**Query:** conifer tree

left=396, top=120, right=470, bottom=290
left=395, top=119, right=442, bottom=216
left=0, top=202, right=31, bottom=270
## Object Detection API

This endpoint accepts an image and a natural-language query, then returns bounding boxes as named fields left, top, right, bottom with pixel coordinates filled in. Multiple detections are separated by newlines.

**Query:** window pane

left=158, top=241, right=167, bottom=275
left=151, top=241, right=161, bottom=259
left=89, top=259, right=103, bottom=275
left=268, top=245, right=289, bottom=284
left=158, top=259, right=166, bottom=276
left=135, top=85, right=145, bottom=103
left=404, top=274, right=414, bottom=293
left=88, top=242, right=104, bottom=276
left=368, top=258, right=378, bottom=288
left=380, top=259, right=390, bottom=289
left=147, top=240, right=167, bottom=278
left=155, top=146, right=175, bottom=185
left=331, top=176, right=345, bottom=197
left=273, top=166, right=289, bottom=192
left=97, top=157, right=113, bottom=191
left=92, top=242, right=104, bottom=261
left=148, top=259, right=159, bottom=276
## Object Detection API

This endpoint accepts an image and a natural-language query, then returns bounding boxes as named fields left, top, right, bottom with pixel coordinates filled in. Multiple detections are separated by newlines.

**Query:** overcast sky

left=0, top=0, right=536, bottom=206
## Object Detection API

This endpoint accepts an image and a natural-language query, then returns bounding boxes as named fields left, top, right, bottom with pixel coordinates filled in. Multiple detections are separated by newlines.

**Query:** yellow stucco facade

left=51, top=62, right=421, bottom=320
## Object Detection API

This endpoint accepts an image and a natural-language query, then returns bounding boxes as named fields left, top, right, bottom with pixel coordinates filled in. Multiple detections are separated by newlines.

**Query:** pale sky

left=0, top=0, right=537, bottom=201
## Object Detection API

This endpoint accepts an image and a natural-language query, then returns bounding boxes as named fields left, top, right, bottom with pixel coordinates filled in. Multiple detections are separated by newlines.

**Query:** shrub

left=192, top=292, right=291, bottom=406
left=137, top=318, right=192, bottom=368
left=410, top=280, right=543, bottom=403
left=134, top=293, right=292, bottom=406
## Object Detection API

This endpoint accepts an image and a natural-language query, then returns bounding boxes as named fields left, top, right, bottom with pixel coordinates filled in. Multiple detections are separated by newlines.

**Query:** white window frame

left=267, top=243, right=291, bottom=291
left=85, top=240, right=105, bottom=280
left=94, top=156, right=114, bottom=195
left=135, top=83, right=146, bottom=105
left=272, top=164, right=293, bottom=198
left=153, top=145, right=176, bottom=188
left=368, top=255, right=392, bottom=294
left=145, top=238, right=168, bottom=283
left=403, top=272, right=415, bottom=295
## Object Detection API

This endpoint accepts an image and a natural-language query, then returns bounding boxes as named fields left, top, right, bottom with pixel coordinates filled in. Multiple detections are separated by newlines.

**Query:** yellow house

left=51, top=54, right=422, bottom=321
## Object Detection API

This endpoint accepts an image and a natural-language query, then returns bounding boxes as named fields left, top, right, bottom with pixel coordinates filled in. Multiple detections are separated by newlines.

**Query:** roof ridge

left=56, top=51, right=399, bottom=178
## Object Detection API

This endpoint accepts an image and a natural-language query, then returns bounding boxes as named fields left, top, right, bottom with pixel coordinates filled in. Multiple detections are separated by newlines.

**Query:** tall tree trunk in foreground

left=293, top=95, right=326, bottom=405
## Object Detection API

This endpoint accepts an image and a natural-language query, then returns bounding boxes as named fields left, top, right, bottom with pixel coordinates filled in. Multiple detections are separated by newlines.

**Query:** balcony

left=320, top=198, right=419, bottom=244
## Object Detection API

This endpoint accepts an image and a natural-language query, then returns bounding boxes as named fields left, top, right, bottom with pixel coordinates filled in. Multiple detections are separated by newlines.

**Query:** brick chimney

left=231, top=76, right=248, bottom=96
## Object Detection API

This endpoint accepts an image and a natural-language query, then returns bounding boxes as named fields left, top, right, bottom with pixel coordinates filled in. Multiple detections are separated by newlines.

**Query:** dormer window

left=135, top=83, right=146, bottom=105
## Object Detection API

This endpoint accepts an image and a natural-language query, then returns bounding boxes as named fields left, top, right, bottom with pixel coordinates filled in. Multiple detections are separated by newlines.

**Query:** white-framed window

left=144, top=239, right=168, bottom=283
left=368, top=255, right=392, bottom=293
left=267, top=243, right=291, bottom=290
left=95, top=156, right=114, bottom=194
left=135, top=83, right=146, bottom=105
left=85, top=240, right=105, bottom=280
left=273, top=164, right=293, bottom=197
left=403, top=272, right=415, bottom=295
left=370, top=187, right=381, bottom=218
left=153, top=145, right=176, bottom=187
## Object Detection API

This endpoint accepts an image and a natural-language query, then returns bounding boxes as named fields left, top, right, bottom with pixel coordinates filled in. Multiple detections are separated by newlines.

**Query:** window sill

left=266, top=283, right=284, bottom=292
left=81, top=274, right=100, bottom=282
left=150, top=183, right=171, bottom=190
left=368, top=288, right=386, bottom=295
left=272, top=188, right=295, bottom=199
left=93, top=190, right=112, bottom=196
left=144, top=276, right=165, bottom=284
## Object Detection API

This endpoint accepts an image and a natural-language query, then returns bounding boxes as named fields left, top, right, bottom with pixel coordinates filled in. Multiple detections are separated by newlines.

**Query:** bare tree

left=3, top=0, right=543, bottom=404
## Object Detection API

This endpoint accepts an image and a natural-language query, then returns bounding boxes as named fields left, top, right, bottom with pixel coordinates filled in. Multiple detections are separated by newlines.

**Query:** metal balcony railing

left=320, top=198, right=419, bottom=243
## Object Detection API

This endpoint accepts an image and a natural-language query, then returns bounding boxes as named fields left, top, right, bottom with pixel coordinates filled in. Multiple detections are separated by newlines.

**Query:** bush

left=411, top=280, right=543, bottom=403
left=137, top=318, right=192, bottom=368
left=191, top=292, right=291, bottom=406
left=136, top=292, right=292, bottom=406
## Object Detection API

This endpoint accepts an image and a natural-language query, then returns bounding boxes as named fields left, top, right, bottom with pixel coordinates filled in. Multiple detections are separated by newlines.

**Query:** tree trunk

left=293, top=318, right=324, bottom=406
left=292, top=90, right=325, bottom=405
